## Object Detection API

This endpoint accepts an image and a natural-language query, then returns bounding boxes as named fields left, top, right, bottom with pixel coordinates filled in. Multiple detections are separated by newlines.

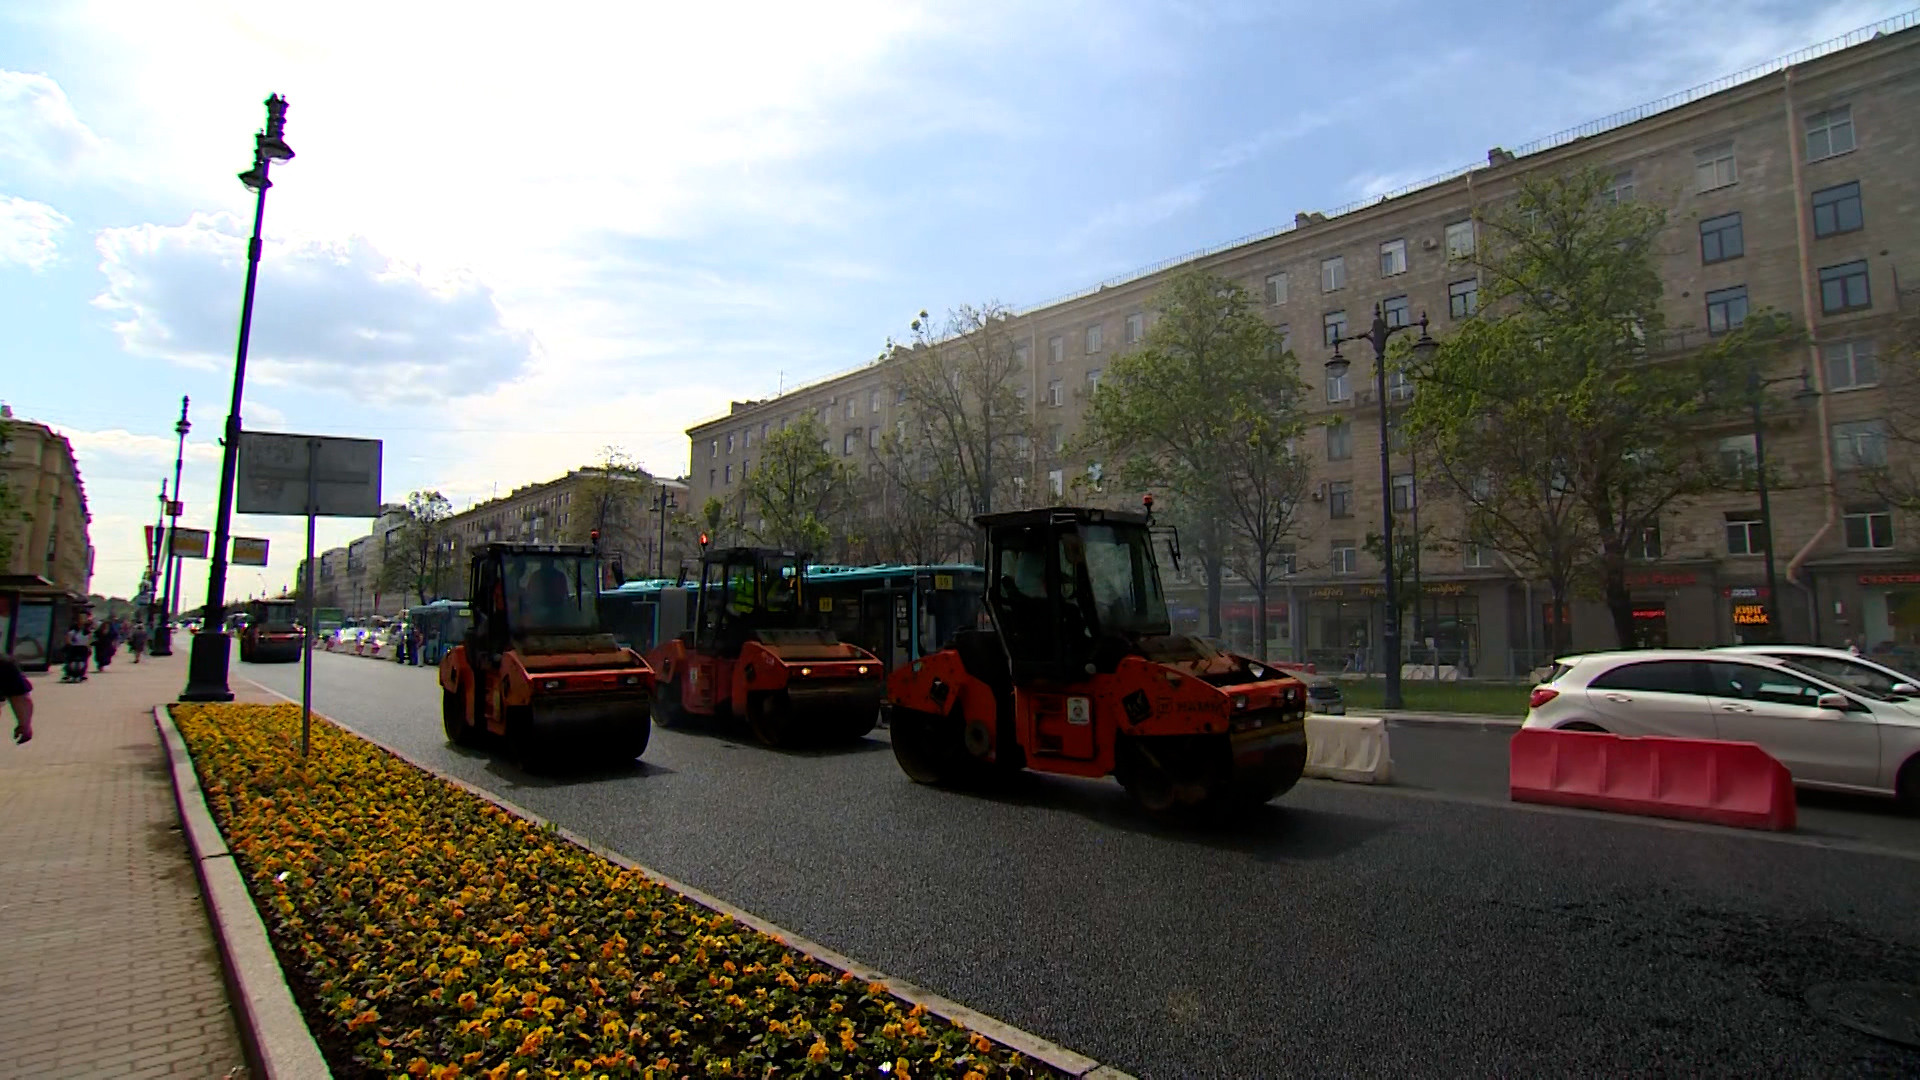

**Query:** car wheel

left=1559, top=721, right=1609, bottom=733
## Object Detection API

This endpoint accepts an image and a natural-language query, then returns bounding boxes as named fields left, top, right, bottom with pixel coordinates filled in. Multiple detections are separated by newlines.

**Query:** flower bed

left=173, top=703, right=1060, bottom=1080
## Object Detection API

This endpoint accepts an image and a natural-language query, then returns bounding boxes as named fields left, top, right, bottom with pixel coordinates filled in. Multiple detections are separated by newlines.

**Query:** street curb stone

left=154, top=706, right=334, bottom=1080
left=240, top=679, right=1136, bottom=1080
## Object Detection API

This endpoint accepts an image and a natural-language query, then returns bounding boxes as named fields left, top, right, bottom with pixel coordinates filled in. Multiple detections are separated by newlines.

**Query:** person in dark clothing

left=92, top=620, right=116, bottom=672
left=1, top=654, right=32, bottom=743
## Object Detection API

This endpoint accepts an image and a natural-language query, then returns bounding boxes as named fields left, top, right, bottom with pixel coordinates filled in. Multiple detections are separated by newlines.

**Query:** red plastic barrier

left=1274, top=661, right=1317, bottom=675
left=1508, top=728, right=1796, bottom=831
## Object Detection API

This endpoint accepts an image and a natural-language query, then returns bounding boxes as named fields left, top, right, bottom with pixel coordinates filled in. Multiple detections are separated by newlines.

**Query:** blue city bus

left=803, top=564, right=988, bottom=673
left=598, top=578, right=698, bottom=654
left=403, top=599, right=472, bottom=665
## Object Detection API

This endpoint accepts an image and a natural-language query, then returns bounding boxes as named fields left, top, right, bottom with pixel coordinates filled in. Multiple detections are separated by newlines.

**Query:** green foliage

left=1080, top=269, right=1310, bottom=656
left=565, top=448, right=654, bottom=554
left=740, top=413, right=851, bottom=556
left=1867, top=310, right=1920, bottom=515
left=378, top=490, right=456, bottom=604
left=1405, top=165, right=1780, bottom=649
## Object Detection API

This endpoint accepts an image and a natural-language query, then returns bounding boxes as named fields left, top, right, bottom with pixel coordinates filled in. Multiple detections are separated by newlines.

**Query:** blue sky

left=1, top=0, right=1910, bottom=600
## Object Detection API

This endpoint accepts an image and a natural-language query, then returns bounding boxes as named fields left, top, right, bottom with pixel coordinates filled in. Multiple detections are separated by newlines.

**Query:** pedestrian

left=63, top=621, right=91, bottom=682
left=1, top=651, right=32, bottom=744
left=128, top=620, right=149, bottom=662
left=92, top=619, right=115, bottom=672
left=410, top=626, right=423, bottom=666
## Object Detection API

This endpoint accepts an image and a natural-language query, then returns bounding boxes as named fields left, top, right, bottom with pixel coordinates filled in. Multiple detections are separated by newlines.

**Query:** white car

left=1715, top=644, right=1920, bottom=704
left=1523, top=649, right=1920, bottom=806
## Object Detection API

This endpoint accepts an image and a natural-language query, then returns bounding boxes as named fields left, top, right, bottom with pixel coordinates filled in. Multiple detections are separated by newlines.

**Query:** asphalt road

left=242, top=653, right=1920, bottom=1078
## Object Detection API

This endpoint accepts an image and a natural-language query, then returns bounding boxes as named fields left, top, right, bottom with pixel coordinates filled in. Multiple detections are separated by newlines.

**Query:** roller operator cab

left=237, top=598, right=303, bottom=663
left=886, top=504, right=1310, bottom=815
left=645, top=546, right=886, bottom=748
left=437, top=542, right=655, bottom=767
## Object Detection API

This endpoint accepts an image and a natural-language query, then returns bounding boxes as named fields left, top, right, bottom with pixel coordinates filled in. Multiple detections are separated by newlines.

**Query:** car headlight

left=542, top=679, right=561, bottom=690
left=799, top=667, right=812, bottom=677
left=622, top=674, right=640, bottom=686
left=857, top=665, right=869, bottom=675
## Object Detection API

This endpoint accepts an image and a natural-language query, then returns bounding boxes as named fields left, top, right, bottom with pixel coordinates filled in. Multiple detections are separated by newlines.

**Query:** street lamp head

left=238, top=158, right=272, bottom=192
left=1409, top=313, right=1439, bottom=367
left=1325, top=341, right=1351, bottom=381
left=257, top=131, right=295, bottom=163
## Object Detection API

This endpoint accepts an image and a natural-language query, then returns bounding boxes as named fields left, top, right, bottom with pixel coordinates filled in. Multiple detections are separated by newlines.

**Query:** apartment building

left=0, top=405, right=94, bottom=666
left=685, top=19, right=1920, bottom=675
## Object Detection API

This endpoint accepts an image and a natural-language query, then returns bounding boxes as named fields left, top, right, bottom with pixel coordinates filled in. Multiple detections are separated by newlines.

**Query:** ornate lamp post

left=151, top=396, right=191, bottom=656
left=653, top=485, right=678, bottom=578
left=182, top=95, right=294, bottom=701
left=1326, top=306, right=1439, bottom=710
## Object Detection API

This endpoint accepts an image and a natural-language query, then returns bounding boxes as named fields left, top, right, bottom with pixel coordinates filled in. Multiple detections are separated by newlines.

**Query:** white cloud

left=0, top=70, right=106, bottom=177
left=0, top=194, right=69, bottom=271
left=93, top=212, right=538, bottom=403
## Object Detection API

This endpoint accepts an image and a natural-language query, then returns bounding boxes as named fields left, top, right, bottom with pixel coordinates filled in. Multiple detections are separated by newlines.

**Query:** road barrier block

left=1305, top=714, right=1393, bottom=784
left=1508, top=728, right=1796, bottom=831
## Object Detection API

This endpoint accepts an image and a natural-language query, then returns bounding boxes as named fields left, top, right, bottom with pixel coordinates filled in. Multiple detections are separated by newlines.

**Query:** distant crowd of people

left=57, top=613, right=150, bottom=683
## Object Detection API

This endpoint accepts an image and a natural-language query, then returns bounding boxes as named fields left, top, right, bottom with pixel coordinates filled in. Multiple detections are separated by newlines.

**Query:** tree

left=1081, top=269, right=1310, bottom=655
left=376, top=491, right=455, bottom=605
left=739, top=413, right=853, bottom=556
left=565, top=448, right=656, bottom=564
left=1406, top=166, right=1757, bottom=649
left=1867, top=311, right=1920, bottom=514
left=874, top=303, right=1040, bottom=561
left=847, top=466, right=953, bottom=566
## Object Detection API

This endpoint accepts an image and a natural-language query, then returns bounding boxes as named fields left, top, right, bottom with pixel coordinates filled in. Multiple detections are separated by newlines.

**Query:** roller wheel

left=746, top=692, right=796, bottom=749
left=443, top=689, right=479, bottom=748
left=609, top=719, right=652, bottom=764
left=890, top=706, right=975, bottom=785
left=506, top=705, right=548, bottom=774
left=837, top=706, right=881, bottom=742
left=651, top=675, right=694, bottom=729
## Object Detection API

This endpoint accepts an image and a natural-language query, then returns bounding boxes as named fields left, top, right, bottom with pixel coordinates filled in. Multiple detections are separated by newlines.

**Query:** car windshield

left=1776, top=658, right=1894, bottom=702
left=1071, top=523, right=1170, bottom=636
left=505, top=554, right=599, bottom=633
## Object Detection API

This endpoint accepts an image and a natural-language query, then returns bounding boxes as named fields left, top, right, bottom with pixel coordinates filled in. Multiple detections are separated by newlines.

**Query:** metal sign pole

left=301, top=438, right=319, bottom=760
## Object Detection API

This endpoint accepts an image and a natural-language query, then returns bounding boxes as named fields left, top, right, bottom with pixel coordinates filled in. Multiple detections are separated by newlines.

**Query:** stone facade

left=0, top=407, right=93, bottom=596
left=684, top=24, right=1920, bottom=675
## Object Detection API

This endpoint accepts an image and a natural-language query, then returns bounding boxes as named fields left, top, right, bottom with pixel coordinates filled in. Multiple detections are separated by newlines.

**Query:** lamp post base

left=179, top=631, right=236, bottom=702
left=148, top=625, right=174, bottom=658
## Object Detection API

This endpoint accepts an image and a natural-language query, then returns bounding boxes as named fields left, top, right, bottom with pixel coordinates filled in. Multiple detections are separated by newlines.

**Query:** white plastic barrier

left=1304, top=714, right=1393, bottom=784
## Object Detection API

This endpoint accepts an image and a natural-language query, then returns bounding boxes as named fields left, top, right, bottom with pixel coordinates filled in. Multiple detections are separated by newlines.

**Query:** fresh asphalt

left=242, top=652, right=1920, bottom=1078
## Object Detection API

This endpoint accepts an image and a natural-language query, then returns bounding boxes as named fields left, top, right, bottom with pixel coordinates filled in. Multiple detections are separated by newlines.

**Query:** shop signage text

left=1859, top=572, right=1920, bottom=586
left=1626, top=571, right=1697, bottom=588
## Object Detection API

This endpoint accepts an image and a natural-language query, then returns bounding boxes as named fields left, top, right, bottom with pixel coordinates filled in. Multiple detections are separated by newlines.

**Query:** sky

left=1, top=0, right=1911, bottom=603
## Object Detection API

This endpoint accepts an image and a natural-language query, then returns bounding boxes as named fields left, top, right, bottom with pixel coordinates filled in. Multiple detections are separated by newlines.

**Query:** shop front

left=1303, top=581, right=1483, bottom=676
left=1846, top=570, right=1920, bottom=672
left=1721, top=584, right=1778, bottom=644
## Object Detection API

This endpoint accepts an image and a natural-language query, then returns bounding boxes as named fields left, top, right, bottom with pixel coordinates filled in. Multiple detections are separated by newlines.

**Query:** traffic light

left=698, top=532, right=710, bottom=553
left=590, top=529, right=601, bottom=546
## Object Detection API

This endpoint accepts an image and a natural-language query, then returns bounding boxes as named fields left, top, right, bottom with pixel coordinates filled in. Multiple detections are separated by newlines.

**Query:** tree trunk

left=1546, top=580, right=1571, bottom=660
left=1252, top=572, right=1269, bottom=663
left=1204, top=556, right=1224, bottom=639
left=1600, top=545, right=1637, bottom=649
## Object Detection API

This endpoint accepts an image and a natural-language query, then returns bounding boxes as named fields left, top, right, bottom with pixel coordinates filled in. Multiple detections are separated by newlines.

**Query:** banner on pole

left=171, top=528, right=210, bottom=559
left=232, top=537, right=270, bottom=566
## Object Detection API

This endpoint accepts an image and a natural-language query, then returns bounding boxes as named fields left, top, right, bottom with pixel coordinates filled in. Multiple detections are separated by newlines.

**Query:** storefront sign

left=1731, top=603, right=1771, bottom=627
left=1632, top=608, right=1666, bottom=620
left=1309, top=587, right=1349, bottom=599
left=1859, top=572, right=1920, bottom=586
left=1721, top=586, right=1769, bottom=599
left=1626, top=571, right=1697, bottom=588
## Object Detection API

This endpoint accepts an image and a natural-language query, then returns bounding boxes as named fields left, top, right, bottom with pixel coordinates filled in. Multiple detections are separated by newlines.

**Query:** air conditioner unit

left=1311, top=483, right=1326, bottom=502
left=1421, top=237, right=1438, bottom=251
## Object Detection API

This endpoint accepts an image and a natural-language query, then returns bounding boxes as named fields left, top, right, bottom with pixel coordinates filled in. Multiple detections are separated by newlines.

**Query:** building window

left=1819, top=260, right=1871, bottom=314
left=1330, top=542, right=1358, bottom=575
left=1086, top=369, right=1102, bottom=391
left=1601, top=170, right=1635, bottom=204
left=1694, top=142, right=1737, bottom=191
left=1725, top=512, right=1766, bottom=556
left=1390, top=473, right=1415, bottom=512
left=844, top=398, right=857, bottom=420
left=1379, top=238, right=1407, bottom=278
left=1048, top=335, right=1063, bottom=364
left=1448, top=279, right=1478, bottom=319
left=1805, top=104, right=1854, bottom=161
left=1265, top=271, right=1289, bottom=306
left=1014, top=342, right=1030, bottom=368
left=1812, top=181, right=1863, bottom=238
left=1323, top=309, right=1347, bottom=346
left=1047, top=469, right=1064, bottom=497
left=1047, top=379, right=1063, bottom=407
left=1823, top=340, right=1877, bottom=391
left=1047, top=424, right=1064, bottom=453
left=1844, top=506, right=1894, bottom=550
left=709, top=439, right=719, bottom=459
left=1699, top=212, right=1743, bottom=264
left=723, top=464, right=732, bottom=484
left=1326, top=368, right=1351, bottom=403
left=1125, top=312, right=1144, bottom=344
left=819, top=405, right=832, bottom=425
left=741, top=460, right=751, bottom=480
left=1321, top=256, right=1346, bottom=293
left=841, top=431, right=857, bottom=456
left=1718, top=433, right=1756, bottom=481
left=1273, top=324, right=1291, bottom=354
left=869, top=389, right=881, bottom=413
left=744, top=428, right=754, bottom=449
left=1464, top=541, right=1494, bottom=569
left=708, top=468, right=716, bottom=488
left=1328, top=481, right=1353, bottom=518
left=1705, top=285, right=1748, bottom=334
left=1387, top=368, right=1413, bottom=402
left=1833, top=419, right=1888, bottom=470
left=868, top=426, right=880, bottom=449
left=1327, top=419, right=1351, bottom=461
left=1382, top=294, right=1410, bottom=328
left=1085, top=323, right=1103, bottom=353
left=1629, top=522, right=1662, bottom=561
left=726, top=433, right=736, bottom=453
left=1444, top=220, right=1474, bottom=259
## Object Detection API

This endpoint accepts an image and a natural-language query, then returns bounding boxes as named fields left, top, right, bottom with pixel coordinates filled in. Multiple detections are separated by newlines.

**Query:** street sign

left=232, top=537, right=270, bottom=566
left=236, top=431, right=382, bottom=518
left=171, top=528, right=210, bottom=558
left=169, top=500, right=184, bottom=517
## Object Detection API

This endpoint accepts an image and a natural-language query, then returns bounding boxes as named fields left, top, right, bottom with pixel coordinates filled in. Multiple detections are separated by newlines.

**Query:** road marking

left=236, top=674, right=1135, bottom=1079
left=1302, top=776, right=1920, bottom=863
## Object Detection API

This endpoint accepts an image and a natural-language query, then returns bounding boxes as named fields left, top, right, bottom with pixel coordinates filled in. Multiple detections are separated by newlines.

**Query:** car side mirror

left=1891, top=682, right=1917, bottom=696
left=1815, top=692, right=1852, bottom=712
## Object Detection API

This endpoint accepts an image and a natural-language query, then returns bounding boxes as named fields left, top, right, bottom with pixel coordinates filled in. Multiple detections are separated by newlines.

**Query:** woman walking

left=128, top=620, right=149, bottom=663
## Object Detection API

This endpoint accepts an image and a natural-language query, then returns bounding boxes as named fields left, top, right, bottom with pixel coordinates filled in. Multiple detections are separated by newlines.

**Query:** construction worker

left=521, top=562, right=578, bottom=628
left=727, top=563, right=757, bottom=616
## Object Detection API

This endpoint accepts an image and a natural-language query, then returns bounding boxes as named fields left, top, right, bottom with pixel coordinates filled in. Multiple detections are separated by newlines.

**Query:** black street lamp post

left=181, top=95, right=293, bottom=702
left=152, top=396, right=191, bottom=656
left=147, top=478, right=168, bottom=632
left=653, top=485, right=677, bottom=578
left=1326, top=305, right=1439, bottom=711
left=1748, top=363, right=1819, bottom=641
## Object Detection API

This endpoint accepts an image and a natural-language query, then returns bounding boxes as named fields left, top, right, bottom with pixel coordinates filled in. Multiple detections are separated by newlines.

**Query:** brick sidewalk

left=0, top=651, right=262, bottom=1079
